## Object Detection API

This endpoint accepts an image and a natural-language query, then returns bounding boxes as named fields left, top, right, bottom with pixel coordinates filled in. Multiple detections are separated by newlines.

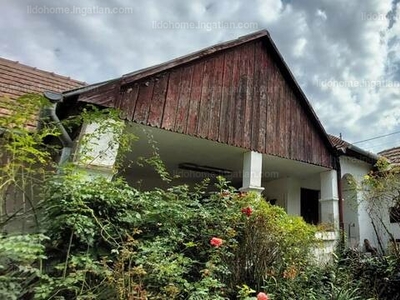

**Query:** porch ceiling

left=122, top=123, right=330, bottom=189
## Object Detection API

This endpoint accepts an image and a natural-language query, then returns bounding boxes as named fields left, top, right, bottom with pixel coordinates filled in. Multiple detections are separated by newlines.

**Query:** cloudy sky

left=1, top=0, right=400, bottom=152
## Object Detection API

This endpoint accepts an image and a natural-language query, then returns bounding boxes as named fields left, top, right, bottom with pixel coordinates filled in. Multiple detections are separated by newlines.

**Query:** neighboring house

left=0, top=57, right=85, bottom=231
left=330, top=135, right=400, bottom=252
left=379, top=146, right=400, bottom=166
left=0, top=57, right=85, bottom=125
left=61, top=30, right=341, bottom=243
left=329, top=135, right=379, bottom=249
left=0, top=57, right=85, bottom=98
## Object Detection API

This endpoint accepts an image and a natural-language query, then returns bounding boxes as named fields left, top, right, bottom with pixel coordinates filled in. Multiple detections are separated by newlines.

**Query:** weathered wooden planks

left=186, top=62, right=204, bottom=135
left=161, top=70, right=181, bottom=130
left=175, top=66, right=194, bottom=133
left=148, top=74, right=169, bottom=127
left=134, top=80, right=154, bottom=124
left=218, top=50, right=234, bottom=143
left=76, top=38, right=335, bottom=168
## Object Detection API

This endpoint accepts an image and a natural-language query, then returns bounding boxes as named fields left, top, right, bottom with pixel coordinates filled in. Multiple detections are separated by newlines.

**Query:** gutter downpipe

left=41, top=92, right=73, bottom=169
left=335, top=155, right=345, bottom=245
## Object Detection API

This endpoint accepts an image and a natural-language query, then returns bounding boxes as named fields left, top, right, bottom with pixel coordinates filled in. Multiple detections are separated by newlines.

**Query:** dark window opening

left=301, top=188, right=320, bottom=225
left=389, top=207, right=400, bottom=223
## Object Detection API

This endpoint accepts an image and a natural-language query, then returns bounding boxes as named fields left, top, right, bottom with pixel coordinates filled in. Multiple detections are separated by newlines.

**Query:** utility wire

left=364, top=139, right=400, bottom=150
left=363, top=137, right=400, bottom=148
left=351, top=130, right=400, bottom=144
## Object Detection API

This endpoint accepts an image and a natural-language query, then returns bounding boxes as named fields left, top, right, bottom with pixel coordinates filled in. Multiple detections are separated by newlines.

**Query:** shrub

left=22, top=175, right=317, bottom=299
left=337, top=249, right=400, bottom=300
left=0, top=233, right=48, bottom=300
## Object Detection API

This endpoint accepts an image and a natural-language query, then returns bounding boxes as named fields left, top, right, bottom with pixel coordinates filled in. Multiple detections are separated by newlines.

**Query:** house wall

left=340, top=156, right=373, bottom=250
left=263, top=178, right=288, bottom=210
left=264, top=175, right=320, bottom=218
left=341, top=174, right=360, bottom=248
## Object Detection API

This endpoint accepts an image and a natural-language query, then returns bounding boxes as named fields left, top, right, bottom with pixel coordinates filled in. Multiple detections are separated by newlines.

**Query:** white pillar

left=320, top=170, right=339, bottom=228
left=240, top=151, right=264, bottom=193
left=74, top=120, right=123, bottom=180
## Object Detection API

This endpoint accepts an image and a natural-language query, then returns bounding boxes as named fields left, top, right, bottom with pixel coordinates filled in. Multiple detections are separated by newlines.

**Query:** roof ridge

left=62, top=30, right=270, bottom=95
left=120, top=29, right=269, bottom=85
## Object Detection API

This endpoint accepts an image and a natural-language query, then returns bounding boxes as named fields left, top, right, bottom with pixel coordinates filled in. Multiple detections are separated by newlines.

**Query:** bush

left=336, top=249, right=400, bottom=300
left=0, top=174, right=319, bottom=299
left=0, top=234, right=48, bottom=300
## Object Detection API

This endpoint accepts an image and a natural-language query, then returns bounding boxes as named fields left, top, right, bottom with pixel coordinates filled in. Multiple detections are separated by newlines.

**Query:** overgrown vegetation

left=1, top=94, right=400, bottom=299
left=361, top=158, right=400, bottom=257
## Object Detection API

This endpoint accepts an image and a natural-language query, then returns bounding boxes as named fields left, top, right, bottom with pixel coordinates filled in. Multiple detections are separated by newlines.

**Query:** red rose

left=257, top=292, right=269, bottom=300
left=210, top=237, right=223, bottom=247
left=241, top=207, right=253, bottom=217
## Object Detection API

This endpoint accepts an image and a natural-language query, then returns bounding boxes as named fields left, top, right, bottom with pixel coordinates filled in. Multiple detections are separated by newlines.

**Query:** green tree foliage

left=361, top=158, right=400, bottom=256
left=0, top=94, right=58, bottom=229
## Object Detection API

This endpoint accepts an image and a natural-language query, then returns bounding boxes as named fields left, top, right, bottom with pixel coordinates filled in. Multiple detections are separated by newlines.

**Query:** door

left=300, top=188, right=319, bottom=224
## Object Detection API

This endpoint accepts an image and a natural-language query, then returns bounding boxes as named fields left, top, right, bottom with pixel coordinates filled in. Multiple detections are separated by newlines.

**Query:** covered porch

left=86, top=122, right=340, bottom=229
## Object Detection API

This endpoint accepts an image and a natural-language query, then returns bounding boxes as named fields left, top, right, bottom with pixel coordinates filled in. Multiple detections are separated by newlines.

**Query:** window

left=389, top=206, right=400, bottom=223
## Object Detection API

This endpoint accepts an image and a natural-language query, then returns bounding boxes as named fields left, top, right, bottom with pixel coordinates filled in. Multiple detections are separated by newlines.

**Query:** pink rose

left=257, top=292, right=269, bottom=300
left=210, top=237, right=223, bottom=247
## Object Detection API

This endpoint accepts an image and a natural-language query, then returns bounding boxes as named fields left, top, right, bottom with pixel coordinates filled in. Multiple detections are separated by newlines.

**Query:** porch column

left=74, top=120, right=123, bottom=180
left=320, top=170, right=339, bottom=229
left=240, top=151, right=264, bottom=193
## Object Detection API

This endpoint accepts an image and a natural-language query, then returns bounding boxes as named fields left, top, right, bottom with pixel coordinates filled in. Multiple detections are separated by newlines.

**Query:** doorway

left=300, top=188, right=320, bottom=224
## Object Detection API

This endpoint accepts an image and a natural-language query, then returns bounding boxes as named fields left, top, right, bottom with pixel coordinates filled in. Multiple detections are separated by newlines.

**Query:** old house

left=3, top=30, right=397, bottom=254
left=61, top=30, right=340, bottom=248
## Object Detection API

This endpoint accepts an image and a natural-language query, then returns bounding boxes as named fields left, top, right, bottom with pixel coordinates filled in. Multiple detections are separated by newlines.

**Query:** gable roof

left=63, top=30, right=336, bottom=168
left=64, top=31, right=327, bottom=136
left=64, top=30, right=270, bottom=98
left=379, top=146, right=400, bottom=165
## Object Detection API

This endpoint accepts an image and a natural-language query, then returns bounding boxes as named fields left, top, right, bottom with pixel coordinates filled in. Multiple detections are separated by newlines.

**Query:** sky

left=1, top=0, right=400, bottom=153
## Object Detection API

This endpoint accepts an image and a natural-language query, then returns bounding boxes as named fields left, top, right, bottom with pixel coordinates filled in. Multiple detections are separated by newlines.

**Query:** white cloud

left=0, top=0, right=399, bottom=151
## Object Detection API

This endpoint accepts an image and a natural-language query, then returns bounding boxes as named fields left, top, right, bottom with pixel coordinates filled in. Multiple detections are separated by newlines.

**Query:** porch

left=76, top=122, right=340, bottom=229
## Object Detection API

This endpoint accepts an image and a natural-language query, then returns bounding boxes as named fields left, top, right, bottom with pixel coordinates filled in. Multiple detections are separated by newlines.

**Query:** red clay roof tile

left=379, top=146, right=400, bottom=165
left=0, top=57, right=86, bottom=127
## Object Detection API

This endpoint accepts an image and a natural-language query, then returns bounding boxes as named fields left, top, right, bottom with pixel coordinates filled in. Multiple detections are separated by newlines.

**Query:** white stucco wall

left=341, top=174, right=359, bottom=248
left=287, top=178, right=301, bottom=216
left=263, top=178, right=289, bottom=211
left=339, top=156, right=400, bottom=252
left=300, top=174, right=321, bottom=190
left=263, top=175, right=320, bottom=218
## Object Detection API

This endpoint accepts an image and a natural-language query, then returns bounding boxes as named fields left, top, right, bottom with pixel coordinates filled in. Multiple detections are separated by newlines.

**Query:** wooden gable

left=69, top=31, right=335, bottom=168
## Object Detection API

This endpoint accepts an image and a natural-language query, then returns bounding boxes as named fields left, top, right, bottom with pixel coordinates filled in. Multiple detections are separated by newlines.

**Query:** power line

left=362, top=136, right=400, bottom=148
left=351, top=130, right=400, bottom=144
left=366, top=138, right=400, bottom=149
